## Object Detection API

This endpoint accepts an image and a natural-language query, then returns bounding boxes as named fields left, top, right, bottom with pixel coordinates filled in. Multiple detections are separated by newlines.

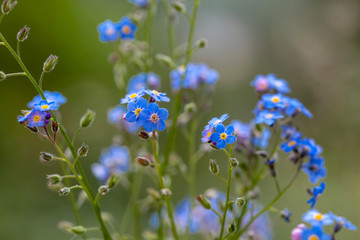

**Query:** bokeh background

left=1, top=0, right=359, bottom=239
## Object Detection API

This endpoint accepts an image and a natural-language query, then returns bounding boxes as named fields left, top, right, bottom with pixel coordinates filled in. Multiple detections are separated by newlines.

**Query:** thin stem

left=216, top=174, right=228, bottom=185
left=0, top=13, right=4, bottom=25
left=219, top=147, right=233, bottom=239
left=0, top=42, right=4, bottom=45
left=16, top=40, right=20, bottom=57
left=185, top=0, right=201, bottom=65
left=274, top=176, right=281, bottom=193
left=211, top=207, right=223, bottom=221
left=6, top=72, right=26, bottom=78
left=160, top=0, right=175, bottom=59
left=151, top=132, right=179, bottom=240
left=72, top=156, right=80, bottom=167
left=39, top=71, right=45, bottom=89
left=188, top=118, right=197, bottom=200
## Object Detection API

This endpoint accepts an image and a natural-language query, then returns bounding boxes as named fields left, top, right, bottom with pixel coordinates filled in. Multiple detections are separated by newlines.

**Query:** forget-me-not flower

left=302, top=157, right=327, bottom=184
left=116, top=16, right=137, bottom=40
left=27, top=91, right=67, bottom=109
left=125, top=97, right=148, bottom=125
left=307, top=182, right=326, bottom=208
left=139, top=102, right=168, bottom=132
left=144, top=89, right=170, bottom=102
left=34, top=100, right=59, bottom=112
left=97, top=20, right=119, bottom=42
left=210, top=124, right=236, bottom=149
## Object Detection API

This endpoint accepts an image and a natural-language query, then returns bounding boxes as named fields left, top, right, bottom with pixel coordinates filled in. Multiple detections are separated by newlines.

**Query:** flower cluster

left=170, top=63, right=219, bottom=92
left=98, top=17, right=137, bottom=42
left=127, top=72, right=160, bottom=93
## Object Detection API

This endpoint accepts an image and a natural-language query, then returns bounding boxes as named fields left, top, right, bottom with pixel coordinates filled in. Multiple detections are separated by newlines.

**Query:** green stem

left=72, top=128, right=81, bottom=145
left=185, top=0, right=201, bottom=65
left=160, top=0, right=175, bottom=59
left=188, top=118, right=197, bottom=200
left=6, top=72, right=26, bottom=77
left=144, top=0, right=155, bottom=72
left=39, top=71, right=45, bottom=89
left=219, top=147, right=233, bottom=239
left=0, top=32, right=112, bottom=240
left=0, top=13, right=4, bottom=25
left=216, top=174, right=228, bottom=185
left=16, top=40, right=20, bottom=57
left=211, top=207, right=223, bottom=221
left=152, top=132, right=179, bottom=240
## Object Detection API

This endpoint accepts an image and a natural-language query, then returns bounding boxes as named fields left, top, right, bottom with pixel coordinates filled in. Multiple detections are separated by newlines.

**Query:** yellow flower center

left=150, top=113, right=159, bottom=123
left=207, top=131, right=212, bottom=138
left=106, top=27, right=115, bottom=36
left=33, top=115, right=41, bottom=122
left=122, top=25, right=131, bottom=34
left=265, top=113, right=274, bottom=119
left=151, top=90, right=160, bottom=96
left=130, top=93, right=138, bottom=99
left=314, top=214, right=323, bottom=221
left=135, top=108, right=142, bottom=116
left=41, top=105, right=49, bottom=110
left=288, top=141, right=296, bottom=147
left=220, top=133, right=227, bottom=140
left=271, top=96, right=280, bottom=103
left=308, top=235, right=319, bottom=240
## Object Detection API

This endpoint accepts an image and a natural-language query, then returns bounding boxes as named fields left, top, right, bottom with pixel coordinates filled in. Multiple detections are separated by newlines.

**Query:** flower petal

left=215, top=124, right=225, bottom=133
left=226, top=135, right=236, bottom=144
left=210, top=133, right=220, bottom=142
left=156, top=120, right=166, bottom=131
left=217, top=140, right=226, bottom=149
left=147, top=102, right=159, bottom=113
left=225, top=125, right=235, bottom=135
left=158, top=108, right=169, bottom=120
left=144, top=121, right=156, bottom=132
left=125, top=112, right=137, bottom=122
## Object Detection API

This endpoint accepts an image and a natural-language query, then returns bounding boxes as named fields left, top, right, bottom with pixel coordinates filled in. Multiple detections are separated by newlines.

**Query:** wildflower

left=281, top=125, right=300, bottom=140
left=301, top=225, right=331, bottom=240
left=250, top=74, right=272, bottom=92
left=108, top=105, right=139, bottom=132
left=201, top=125, right=213, bottom=143
left=127, top=72, right=160, bottom=93
left=302, top=209, right=333, bottom=226
left=27, top=91, right=67, bottom=109
left=262, top=93, right=286, bottom=109
left=34, top=100, right=59, bottom=112
left=300, top=138, right=323, bottom=158
left=174, top=198, right=197, bottom=233
left=17, top=110, right=32, bottom=123
left=252, top=128, right=271, bottom=149
left=302, top=157, right=327, bottom=184
left=291, top=224, right=306, bottom=240
left=147, top=72, right=161, bottom=89
left=284, top=98, right=313, bottom=118
left=269, top=76, right=290, bottom=93
left=210, top=124, right=236, bottom=149
left=328, top=212, right=357, bottom=231
left=208, top=114, right=229, bottom=127
left=281, top=208, right=292, bottom=222
left=307, top=182, right=326, bottom=208
left=125, top=97, right=148, bottom=125
left=197, top=63, right=219, bottom=85
left=144, top=89, right=170, bottom=102
left=97, top=20, right=119, bottom=42
left=254, top=110, right=284, bottom=126
left=27, top=109, right=50, bottom=127
left=91, top=145, right=130, bottom=181
left=170, top=65, right=186, bottom=92
left=231, top=120, right=252, bottom=145
left=139, top=102, right=168, bottom=132
left=128, top=0, right=149, bottom=7
left=281, top=134, right=302, bottom=153
left=120, top=89, right=145, bottom=104
left=116, top=16, right=137, bottom=40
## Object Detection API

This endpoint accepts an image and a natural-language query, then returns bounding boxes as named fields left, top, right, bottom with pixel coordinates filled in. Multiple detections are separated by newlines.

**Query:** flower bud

left=161, top=188, right=172, bottom=196
left=171, top=1, right=186, bottom=13
left=0, top=71, right=6, bottom=81
left=156, top=54, right=175, bottom=68
left=236, top=197, right=246, bottom=207
left=17, top=25, right=30, bottom=42
left=40, top=152, right=53, bottom=162
left=184, top=102, right=197, bottom=113
left=77, top=143, right=89, bottom=157
left=196, top=194, right=211, bottom=210
left=147, top=188, right=161, bottom=201
left=59, top=187, right=70, bottom=196
left=1, top=0, right=17, bottom=15
left=51, top=121, right=59, bottom=133
left=107, top=174, right=119, bottom=189
left=229, top=158, right=239, bottom=168
left=136, top=156, right=151, bottom=167
left=196, top=38, right=207, bottom=48
left=70, top=225, right=86, bottom=235
left=137, top=130, right=149, bottom=140
left=227, top=220, right=236, bottom=233
left=43, top=55, right=58, bottom=73
left=209, top=159, right=219, bottom=175
left=47, top=174, right=62, bottom=185
left=98, top=185, right=109, bottom=195
left=80, top=110, right=96, bottom=128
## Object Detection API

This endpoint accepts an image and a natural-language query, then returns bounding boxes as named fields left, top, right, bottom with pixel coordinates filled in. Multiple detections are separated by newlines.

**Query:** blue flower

left=17, top=110, right=32, bottom=123
left=97, top=20, right=119, bottom=42
left=302, top=209, right=333, bottom=226
left=328, top=212, right=357, bottom=231
left=201, top=125, right=213, bottom=143
left=127, top=72, right=160, bottom=93
left=139, top=103, right=168, bottom=132
left=144, top=89, right=170, bottom=102
left=252, top=128, right=271, bottom=149
left=250, top=74, right=272, bottom=92
left=27, top=91, right=67, bottom=109
left=121, top=89, right=145, bottom=104
left=208, top=114, right=229, bottom=127
left=27, top=109, right=50, bottom=127
left=197, top=63, right=219, bottom=85
left=300, top=138, right=323, bottom=158
left=125, top=98, right=148, bottom=125
left=281, top=133, right=302, bottom=153
left=91, top=145, right=130, bottom=181
left=128, top=0, right=149, bottom=7
left=108, top=105, right=140, bottom=132
left=210, top=124, right=236, bottom=149
left=281, top=208, right=292, bottom=222
left=301, top=225, right=331, bottom=240
left=231, top=120, right=252, bottom=145
left=33, top=100, right=59, bottom=111
left=302, top=157, right=327, bottom=184
left=255, top=110, right=284, bottom=126
left=262, top=93, right=286, bottom=109
left=170, top=65, right=186, bottom=92
left=269, top=76, right=290, bottom=93
left=307, top=182, right=326, bottom=208
left=281, top=125, right=300, bottom=140
left=115, top=17, right=137, bottom=40
left=147, top=72, right=161, bottom=89
left=284, top=98, right=312, bottom=118
left=251, top=73, right=290, bottom=93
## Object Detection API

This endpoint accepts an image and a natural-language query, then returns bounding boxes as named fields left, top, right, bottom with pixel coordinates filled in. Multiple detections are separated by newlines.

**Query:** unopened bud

left=161, top=188, right=172, bottom=196
left=196, top=38, right=207, bottom=48
left=136, top=156, right=151, bottom=167
left=40, top=152, right=53, bottom=162
left=196, top=194, right=212, bottom=210
left=26, top=126, right=38, bottom=133
left=43, top=55, right=58, bottom=73
left=59, top=187, right=70, bottom=196
left=156, top=54, right=175, bottom=68
left=229, top=158, right=239, bottom=168
left=236, top=197, right=246, bottom=207
left=47, top=174, right=62, bottom=185
left=227, top=220, right=236, bottom=233
left=80, top=110, right=95, bottom=128
left=98, top=185, right=109, bottom=195
left=209, top=159, right=219, bottom=175
left=184, top=102, right=197, bottom=113
left=51, top=121, right=59, bottom=133
left=77, top=144, right=89, bottom=157
left=138, top=130, right=149, bottom=140
left=17, top=26, right=30, bottom=42
left=58, top=221, right=74, bottom=231
left=107, top=174, right=119, bottom=189
left=171, top=1, right=186, bottom=13
left=147, top=188, right=161, bottom=201
left=1, top=0, right=17, bottom=15
left=0, top=71, right=6, bottom=81
left=70, top=225, right=86, bottom=235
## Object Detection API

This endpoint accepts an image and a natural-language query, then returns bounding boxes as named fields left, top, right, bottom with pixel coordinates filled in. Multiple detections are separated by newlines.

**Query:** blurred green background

left=0, top=0, right=359, bottom=239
